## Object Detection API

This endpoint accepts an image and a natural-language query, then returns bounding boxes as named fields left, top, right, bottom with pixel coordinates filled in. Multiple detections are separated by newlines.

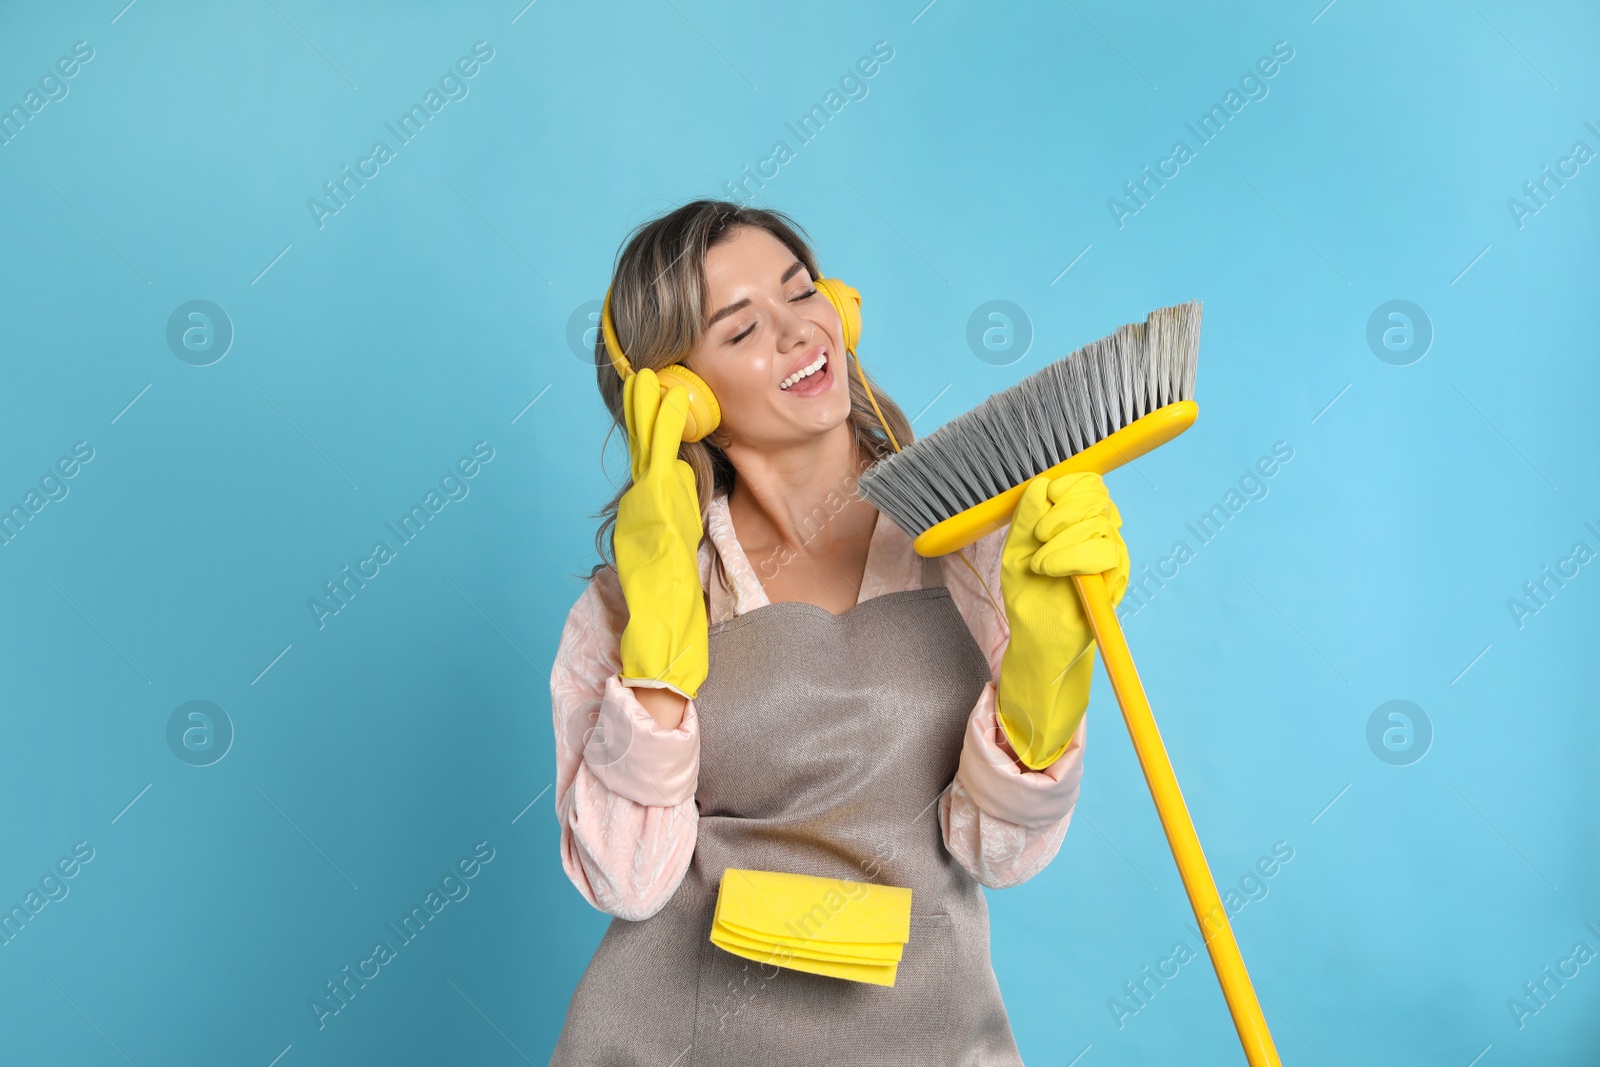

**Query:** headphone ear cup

left=813, top=277, right=862, bottom=356
left=654, top=363, right=721, bottom=444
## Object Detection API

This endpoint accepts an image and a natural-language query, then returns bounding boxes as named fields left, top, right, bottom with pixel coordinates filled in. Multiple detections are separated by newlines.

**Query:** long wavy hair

left=584, top=200, right=914, bottom=589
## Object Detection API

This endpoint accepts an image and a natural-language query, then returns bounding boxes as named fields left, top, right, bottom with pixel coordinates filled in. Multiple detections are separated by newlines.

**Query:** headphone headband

left=599, top=285, right=634, bottom=379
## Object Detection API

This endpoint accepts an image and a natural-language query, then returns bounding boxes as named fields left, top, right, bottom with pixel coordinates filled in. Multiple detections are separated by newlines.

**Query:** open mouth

left=779, top=351, right=830, bottom=395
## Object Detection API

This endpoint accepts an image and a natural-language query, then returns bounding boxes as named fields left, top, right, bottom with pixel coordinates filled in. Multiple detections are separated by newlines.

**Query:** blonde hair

left=584, top=200, right=914, bottom=586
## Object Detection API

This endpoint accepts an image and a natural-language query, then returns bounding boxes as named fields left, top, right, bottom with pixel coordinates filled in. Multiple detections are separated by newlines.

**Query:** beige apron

left=550, top=553, right=1026, bottom=1066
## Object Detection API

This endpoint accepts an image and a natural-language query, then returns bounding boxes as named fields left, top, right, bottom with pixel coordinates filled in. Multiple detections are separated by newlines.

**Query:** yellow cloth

left=711, top=922, right=903, bottom=964
left=714, top=916, right=905, bottom=961
left=710, top=868, right=913, bottom=987
left=709, top=930, right=900, bottom=985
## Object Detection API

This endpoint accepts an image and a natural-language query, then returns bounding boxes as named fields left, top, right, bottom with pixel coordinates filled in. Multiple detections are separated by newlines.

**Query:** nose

left=773, top=294, right=818, bottom=349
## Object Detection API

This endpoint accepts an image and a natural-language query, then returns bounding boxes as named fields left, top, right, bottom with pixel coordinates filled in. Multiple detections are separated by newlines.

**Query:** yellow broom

left=856, top=301, right=1281, bottom=1066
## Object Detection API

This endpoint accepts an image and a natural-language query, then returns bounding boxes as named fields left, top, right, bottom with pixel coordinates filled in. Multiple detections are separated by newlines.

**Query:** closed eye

left=727, top=288, right=819, bottom=346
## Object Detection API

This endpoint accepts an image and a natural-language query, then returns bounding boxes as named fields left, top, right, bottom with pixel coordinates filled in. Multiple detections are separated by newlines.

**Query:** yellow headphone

left=600, top=276, right=900, bottom=451
left=600, top=273, right=1005, bottom=619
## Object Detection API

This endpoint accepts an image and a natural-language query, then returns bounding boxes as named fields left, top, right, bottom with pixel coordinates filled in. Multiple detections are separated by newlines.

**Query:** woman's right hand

left=615, top=366, right=709, bottom=702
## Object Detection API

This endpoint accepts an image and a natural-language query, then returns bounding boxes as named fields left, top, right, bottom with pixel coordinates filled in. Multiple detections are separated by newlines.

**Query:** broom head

left=857, top=301, right=1202, bottom=556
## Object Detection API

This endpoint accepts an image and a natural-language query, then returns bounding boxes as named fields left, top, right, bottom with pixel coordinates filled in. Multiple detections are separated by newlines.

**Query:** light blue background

left=1, top=1, right=1595, bottom=1064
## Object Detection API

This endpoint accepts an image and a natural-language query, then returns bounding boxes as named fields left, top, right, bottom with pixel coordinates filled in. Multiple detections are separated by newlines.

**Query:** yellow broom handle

left=1070, top=570, right=1282, bottom=1067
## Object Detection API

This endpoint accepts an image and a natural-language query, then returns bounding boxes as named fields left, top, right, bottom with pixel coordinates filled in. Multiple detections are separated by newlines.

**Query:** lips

left=777, top=342, right=832, bottom=391
left=780, top=352, right=830, bottom=395
left=782, top=343, right=828, bottom=382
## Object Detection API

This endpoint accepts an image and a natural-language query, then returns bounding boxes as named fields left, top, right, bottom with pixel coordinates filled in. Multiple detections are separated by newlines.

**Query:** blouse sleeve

left=551, top=566, right=701, bottom=920
left=937, top=527, right=1087, bottom=889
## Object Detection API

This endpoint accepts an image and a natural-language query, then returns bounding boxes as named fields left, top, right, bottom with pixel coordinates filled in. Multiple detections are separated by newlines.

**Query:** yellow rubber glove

left=615, top=367, right=709, bottom=699
left=996, top=471, right=1131, bottom=769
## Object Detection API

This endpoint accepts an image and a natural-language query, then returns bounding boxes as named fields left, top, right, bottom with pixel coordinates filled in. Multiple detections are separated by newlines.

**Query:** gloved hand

left=996, top=471, right=1131, bottom=769
left=615, top=366, right=709, bottom=699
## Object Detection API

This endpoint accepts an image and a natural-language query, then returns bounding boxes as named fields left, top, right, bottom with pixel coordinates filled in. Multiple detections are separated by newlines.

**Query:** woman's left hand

left=995, top=471, right=1131, bottom=769
left=1014, top=471, right=1130, bottom=602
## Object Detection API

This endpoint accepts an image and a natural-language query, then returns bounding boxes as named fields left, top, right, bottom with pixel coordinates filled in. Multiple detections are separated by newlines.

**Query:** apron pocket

left=693, top=912, right=983, bottom=1067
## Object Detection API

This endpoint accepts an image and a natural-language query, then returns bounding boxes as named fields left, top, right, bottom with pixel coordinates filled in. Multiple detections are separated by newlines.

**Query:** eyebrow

left=705, top=260, right=807, bottom=329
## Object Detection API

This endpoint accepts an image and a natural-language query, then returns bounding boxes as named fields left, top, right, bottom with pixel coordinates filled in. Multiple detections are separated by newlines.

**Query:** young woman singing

left=548, top=200, right=1130, bottom=1065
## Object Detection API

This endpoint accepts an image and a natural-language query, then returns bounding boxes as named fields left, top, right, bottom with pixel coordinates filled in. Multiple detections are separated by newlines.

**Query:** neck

left=724, top=422, right=878, bottom=557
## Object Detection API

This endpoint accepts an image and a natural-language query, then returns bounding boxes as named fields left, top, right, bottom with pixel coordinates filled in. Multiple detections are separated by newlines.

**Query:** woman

left=549, top=200, right=1130, bottom=1065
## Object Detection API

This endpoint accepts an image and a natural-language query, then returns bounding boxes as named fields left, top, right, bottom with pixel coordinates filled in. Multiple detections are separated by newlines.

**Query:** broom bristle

left=857, top=300, right=1202, bottom=538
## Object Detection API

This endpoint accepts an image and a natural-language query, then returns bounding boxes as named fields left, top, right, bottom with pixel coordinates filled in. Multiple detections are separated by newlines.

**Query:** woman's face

left=683, top=225, right=851, bottom=451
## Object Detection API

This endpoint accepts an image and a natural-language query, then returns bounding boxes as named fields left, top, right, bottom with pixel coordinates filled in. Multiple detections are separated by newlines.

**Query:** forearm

left=630, top=682, right=689, bottom=730
left=940, top=680, right=1086, bottom=889
left=559, top=763, right=699, bottom=920
left=996, top=626, right=1095, bottom=769
left=550, top=573, right=703, bottom=918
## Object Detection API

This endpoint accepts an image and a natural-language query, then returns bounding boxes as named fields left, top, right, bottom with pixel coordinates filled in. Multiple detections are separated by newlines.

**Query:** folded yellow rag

left=710, top=868, right=913, bottom=987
